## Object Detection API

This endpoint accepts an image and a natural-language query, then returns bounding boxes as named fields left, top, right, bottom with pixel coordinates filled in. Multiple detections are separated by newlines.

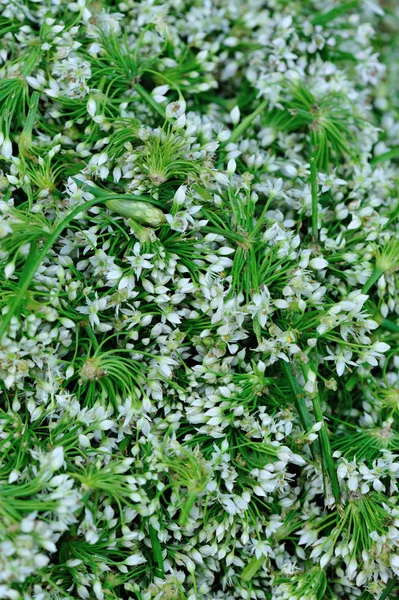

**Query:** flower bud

left=106, top=199, right=166, bottom=227
left=4, top=262, right=15, bottom=279
left=87, top=96, right=96, bottom=117
left=1, top=139, right=12, bottom=159
left=18, top=132, right=32, bottom=155
left=227, top=158, right=236, bottom=174
left=230, top=105, right=240, bottom=125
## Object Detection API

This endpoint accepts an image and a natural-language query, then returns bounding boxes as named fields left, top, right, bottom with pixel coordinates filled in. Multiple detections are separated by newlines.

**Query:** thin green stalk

left=379, top=578, right=397, bottom=600
left=135, top=83, right=166, bottom=120
left=306, top=359, right=340, bottom=504
left=310, top=157, right=318, bottom=240
left=85, top=325, right=99, bottom=350
left=280, top=361, right=320, bottom=459
left=148, top=525, right=165, bottom=578
left=302, top=360, right=341, bottom=505
left=19, top=91, right=40, bottom=156
left=362, top=266, right=384, bottom=294
left=311, top=389, right=341, bottom=505
left=386, top=201, right=399, bottom=226
left=311, top=1, right=358, bottom=26
left=201, top=225, right=250, bottom=246
left=249, top=194, right=274, bottom=239
left=226, top=99, right=268, bottom=145
left=0, top=197, right=105, bottom=339
left=371, top=147, right=399, bottom=165
left=241, top=554, right=266, bottom=582
left=72, top=178, right=165, bottom=207
left=178, top=490, right=198, bottom=526
left=380, top=318, right=399, bottom=333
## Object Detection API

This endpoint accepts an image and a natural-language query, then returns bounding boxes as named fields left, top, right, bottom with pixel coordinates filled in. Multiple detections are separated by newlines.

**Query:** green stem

left=310, top=157, right=318, bottom=240
left=310, top=388, right=341, bottom=505
left=85, top=325, right=99, bottom=351
left=135, top=83, right=166, bottom=120
left=311, top=0, right=359, bottom=26
left=178, top=490, right=198, bottom=526
left=249, top=194, right=274, bottom=239
left=72, top=178, right=164, bottom=207
left=148, top=525, right=165, bottom=578
left=362, top=266, right=384, bottom=294
left=0, top=198, right=105, bottom=340
left=380, top=318, right=399, bottom=333
left=379, top=578, right=397, bottom=600
left=305, top=359, right=340, bottom=504
left=387, top=200, right=399, bottom=226
left=241, top=554, right=266, bottom=582
left=226, top=99, right=268, bottom=145
left=280, top=361, right=320, bottom=459
left=21, top=47, right=40, bottom=76
left=371, top=147, right=399, bottom=165
left=201, top=225, right=250, bottom=246
left=19, top=91, right=40, bottom=151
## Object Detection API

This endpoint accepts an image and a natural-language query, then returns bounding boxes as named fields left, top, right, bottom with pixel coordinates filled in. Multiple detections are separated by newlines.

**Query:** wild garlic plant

left=0, top=1, right=399, bottom=599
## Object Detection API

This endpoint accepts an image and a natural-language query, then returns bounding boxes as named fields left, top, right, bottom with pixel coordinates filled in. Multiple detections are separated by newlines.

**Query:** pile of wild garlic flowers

left=1, top=1, right=399, bottom=599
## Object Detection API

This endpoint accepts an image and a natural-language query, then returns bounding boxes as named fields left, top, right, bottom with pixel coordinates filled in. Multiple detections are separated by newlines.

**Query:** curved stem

left=379, top=578, right=397, bottom=600
left=241, top=554, right=266, bottom=582
left=362, top=266, right=384, bottom=294
left=226, top=99, right=268, bottom=145
left=178, top=490, right=198, bottom=526
left=0, top=197, right=105, bottom=339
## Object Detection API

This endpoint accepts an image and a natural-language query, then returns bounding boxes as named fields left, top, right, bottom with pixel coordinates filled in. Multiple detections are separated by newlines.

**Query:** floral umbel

left=0, top=1, right=399, bottom=599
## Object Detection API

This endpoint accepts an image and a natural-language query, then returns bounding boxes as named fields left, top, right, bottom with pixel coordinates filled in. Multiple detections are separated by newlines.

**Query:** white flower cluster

left=0, top=0, right=399, bottom=599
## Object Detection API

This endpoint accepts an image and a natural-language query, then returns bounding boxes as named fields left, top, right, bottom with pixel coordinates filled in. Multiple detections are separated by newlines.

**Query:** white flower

left=166, top=98, right=186, bottom=119
left=309, top=257, right=328, bottom=270
left=93, top=582, right=103, bottom=600
left=0, top=219, right=12, bottom=239
left=318, top=170, right=347, bottom=193
left=124, top=555, right=147, bottom=566
left=304, top=370, right=318, bottom=395
left=227, top=158, right=236, bottom=174
left=126, top=243, right=154, bottom=277
left=230, top=105, right=240, bottom=124
left=325, top=346, right=357, bottom=376
left=391, top=554, right=399, bottom=575
left=87, top=96, right=96, bottom=117
left=1, top=139, right=12, bottom=159
left=77, top=293, right=111, bottom=331
left=4, top=262, right=15, bottom=279
left=174, top=185, right=187, bottom=205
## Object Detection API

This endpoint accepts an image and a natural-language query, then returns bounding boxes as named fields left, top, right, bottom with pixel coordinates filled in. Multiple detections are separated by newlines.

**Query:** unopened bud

left=1, top=139, right=12, bottom=159
left=18, top=132, right=32, bottom=155
left=87, top=97, right=96, bottom=117
left=106, top=199, right=166, bottom=227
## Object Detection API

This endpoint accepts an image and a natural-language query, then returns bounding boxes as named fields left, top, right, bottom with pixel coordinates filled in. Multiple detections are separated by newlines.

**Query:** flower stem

left=305, top=359, right=341, bottom=504
left=178, top=490, right=198, bottom=526
left=227, top=99, right=268, bottom=145
left=19, top=91, right=40, bottom=155
left=135, top=83, right=166, bottom=120
left=148, top=525, right=165, bottom=578
left=311, top=388, right=341, bottom=505
left=362, top=266, right=384, bottom=294
left=379, top=578, right=397, bottom=600
left=281, top=361, right=320, bottom=459
left=241, top=554, right=266, bottom=582
left=0, top=197, right=105, bottom=340
left=310, top=157, right=318, bottom=240
left=380, top=318, right=399, bottom=333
